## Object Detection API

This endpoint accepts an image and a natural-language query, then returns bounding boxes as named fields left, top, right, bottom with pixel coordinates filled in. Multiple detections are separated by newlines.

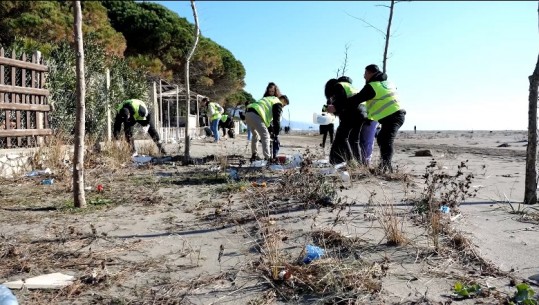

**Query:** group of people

left=202, top=97, right=235, bottom=143
left=323, top=64, right=406, bottom=172
left=112, top=64, right=404, bottom=172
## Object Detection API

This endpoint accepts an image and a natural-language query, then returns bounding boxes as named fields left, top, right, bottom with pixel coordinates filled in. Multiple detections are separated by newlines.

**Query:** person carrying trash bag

left=325, top=76, right=368, bottom=165
left=244, top=95, right=289, bottom=162
left=113, top=98, right=166, bottom=156
left=346, top=64, right=406, bottom=172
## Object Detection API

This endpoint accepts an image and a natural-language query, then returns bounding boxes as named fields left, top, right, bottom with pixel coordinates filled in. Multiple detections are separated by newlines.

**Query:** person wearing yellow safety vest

left=325, top=76, right=369, bottom=165
left=347, top=64, right=406, bottom=173
left=203, top=97, right=224, bottom=143
left=113, top=98, right=166, bottom=155
left=219, top=113, right=235, bottom=138
left=244, top=95, right=289, bottom=162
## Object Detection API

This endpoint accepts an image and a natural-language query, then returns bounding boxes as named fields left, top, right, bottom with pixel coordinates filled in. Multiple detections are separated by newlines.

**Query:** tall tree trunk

left=382, top=0, right=395, bottom=74
left=183, top=0, right=200, bottom=163
left=524, top=0, right=539, bottom=204
left=524, top=2, right=539, bottom=205
left=73, top=0, right=86, bottom=208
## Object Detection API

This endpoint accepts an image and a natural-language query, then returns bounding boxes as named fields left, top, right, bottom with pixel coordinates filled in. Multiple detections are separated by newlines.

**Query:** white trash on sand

left=3, top=272, right=75, bottom=290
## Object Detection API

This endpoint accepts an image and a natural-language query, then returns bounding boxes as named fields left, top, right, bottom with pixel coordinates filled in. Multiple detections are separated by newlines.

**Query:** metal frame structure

left=154, top=79, right=206, bottom=144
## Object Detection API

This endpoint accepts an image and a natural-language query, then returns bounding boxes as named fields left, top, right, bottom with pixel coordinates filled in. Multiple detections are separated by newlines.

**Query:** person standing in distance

left=203, top=97, right=224, bottom=143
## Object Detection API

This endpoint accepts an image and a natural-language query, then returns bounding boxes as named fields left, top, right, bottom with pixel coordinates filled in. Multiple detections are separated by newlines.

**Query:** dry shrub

left=376, top=200, right=407, bottom=246
left=31, top=131, right=72, bottom=177
left=258, top=217, right=286, bottom=280
left=449, top=231, right=472, bottom=251
left=311, top=229, right=363, bottom=249
left=137, top=141, right=158, bottom=156
left=89, top=138, right=132, bottom=169
left=279, top=152, right=337, bottom=206
left=267, top=258, right=383, bottom=302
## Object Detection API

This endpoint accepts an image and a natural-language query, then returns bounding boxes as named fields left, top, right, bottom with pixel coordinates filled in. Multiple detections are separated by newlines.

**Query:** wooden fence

left=0, top=48, right=51, bottom=148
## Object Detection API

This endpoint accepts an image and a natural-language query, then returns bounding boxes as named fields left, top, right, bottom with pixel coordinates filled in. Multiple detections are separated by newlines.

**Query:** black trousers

left=377, top=110, right=406, bottom=171
left=321, top=123, right=334, bottom=148
left=113, top=108, right=161, bottom=152
left=329, top=123, right=362, bottom=165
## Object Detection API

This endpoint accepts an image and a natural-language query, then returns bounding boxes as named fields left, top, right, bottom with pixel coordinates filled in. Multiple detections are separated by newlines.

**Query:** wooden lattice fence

left=0, top=48, right=51, bottom=149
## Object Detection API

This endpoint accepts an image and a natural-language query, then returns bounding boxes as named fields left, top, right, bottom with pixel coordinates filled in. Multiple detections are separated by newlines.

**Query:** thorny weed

left=410, top=159, right=478, bottom=214
left=405, top=160, right=478, bottom=252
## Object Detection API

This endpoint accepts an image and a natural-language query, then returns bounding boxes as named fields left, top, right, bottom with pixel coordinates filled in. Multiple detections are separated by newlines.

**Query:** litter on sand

left=3, top=272, right=75, bottom=290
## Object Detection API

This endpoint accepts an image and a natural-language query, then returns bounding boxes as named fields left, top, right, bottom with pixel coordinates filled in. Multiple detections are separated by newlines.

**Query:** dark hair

left=202, top=97, right=210, bottom=103
left=337, top=76, right=352, bottom=84
left=324, top=78, right=338, bottom=99
left=279, top=95, right=289, bottom=105
left=138, top=105, right=148, bottom=118
left=365, top=64, right=380, bottom=73
left=263, top=82, right=282, bottom=97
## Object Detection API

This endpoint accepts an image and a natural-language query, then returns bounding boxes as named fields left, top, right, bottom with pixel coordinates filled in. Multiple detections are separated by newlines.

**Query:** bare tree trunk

left=349, top=0, right=402, bottom=73
left=336, top=43, right=351, bottom=77
left=524, top=2, right=539, bottom=205
left=73, top=0, right=86, bottom=208
left=183, top=0, right=200, bottom=163
left=382, top=0, right=395, bottom=74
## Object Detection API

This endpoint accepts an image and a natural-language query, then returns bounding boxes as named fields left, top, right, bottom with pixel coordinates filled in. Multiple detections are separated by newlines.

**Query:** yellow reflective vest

left=220, top=114, right=229, bottom=122
left=338, top=82, right=359, bottom=98
left=117, top=99, right=147, bottom=121
left=366, top=81, right=400, bottom=121
left=247, top=96, right=281, bottom=127
left=209, top=102, right=222, bottom=121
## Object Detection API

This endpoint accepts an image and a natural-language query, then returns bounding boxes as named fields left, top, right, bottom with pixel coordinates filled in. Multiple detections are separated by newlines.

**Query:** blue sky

left=156, top=1, right=538, bottom=131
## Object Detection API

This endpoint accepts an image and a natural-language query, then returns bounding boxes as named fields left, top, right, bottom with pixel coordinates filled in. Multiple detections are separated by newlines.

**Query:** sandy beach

left=0, top=129, right=537, bottom=304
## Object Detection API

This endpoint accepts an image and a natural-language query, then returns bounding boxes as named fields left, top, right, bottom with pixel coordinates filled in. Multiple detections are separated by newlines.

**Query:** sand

left=0, top=129, right=537, bottom=304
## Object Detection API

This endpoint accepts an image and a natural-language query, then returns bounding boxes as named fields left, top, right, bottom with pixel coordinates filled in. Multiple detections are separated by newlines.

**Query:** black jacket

left=330, top=82, right=368, bottom=127
left=348, top=71, right=388, bottom=110
left=271, top=103, right=284, bottom=136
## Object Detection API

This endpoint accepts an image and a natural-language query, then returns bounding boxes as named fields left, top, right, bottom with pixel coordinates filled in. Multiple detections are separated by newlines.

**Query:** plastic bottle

left=340, top=171, right=350, bottom=183
left=0, top=285, right=19, bottom=305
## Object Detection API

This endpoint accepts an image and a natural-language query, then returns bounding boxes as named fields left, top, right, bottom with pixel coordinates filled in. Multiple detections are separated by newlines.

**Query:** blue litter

left=440, top=205, right=450, bottom=213
left=227, top=169, right=240, bottom=181
left=0, top=285, right=18, bottom=305
left=41, top=178, right=54, bottom=185
left=303, top=245, right=325, bottom=264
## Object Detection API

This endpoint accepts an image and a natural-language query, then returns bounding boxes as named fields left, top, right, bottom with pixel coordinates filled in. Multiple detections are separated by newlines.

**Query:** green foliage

left=224, top=90, right=256, bottom=109
left=510, top=283, right=537, bottom=305
left=0, top=1, right=126, bottom=57
left=2, top=0, right=249, bottom=134
left=453, top=281, right=482, bottom=298
left=46, top=34, right=148, bottom=139
left=101, top=0, right=247, bottom=101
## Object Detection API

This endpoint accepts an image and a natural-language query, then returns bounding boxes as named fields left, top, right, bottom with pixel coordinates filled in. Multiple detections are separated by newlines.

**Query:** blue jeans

left=360, top=121, right=378, bottom=165
left=210, top=119, right=220, bottom=142
left=247, top=127, right=252, bottom=141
